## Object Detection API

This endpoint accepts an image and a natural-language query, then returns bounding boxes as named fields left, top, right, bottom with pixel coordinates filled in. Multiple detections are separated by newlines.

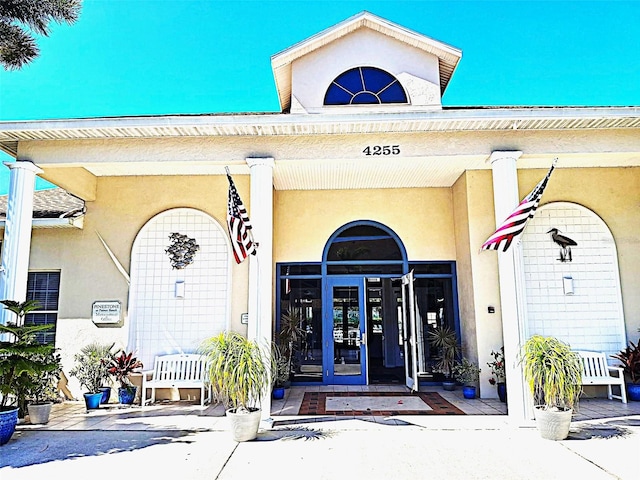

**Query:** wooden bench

left=575, top=350, right=627, bottom=403
left=141, top=354, right=212, bottom=408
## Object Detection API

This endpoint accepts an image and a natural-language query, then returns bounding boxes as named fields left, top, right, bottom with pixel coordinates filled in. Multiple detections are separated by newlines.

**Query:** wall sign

left=92, top=301, right=122, bottom=326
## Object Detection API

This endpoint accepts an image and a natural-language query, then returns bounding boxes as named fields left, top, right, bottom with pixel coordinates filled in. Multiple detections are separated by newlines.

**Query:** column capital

left=4, top=160, right=43, bottom=175
left=245, top=157, right=275, bottom=169
left=487, top=151, right=523, bottom=165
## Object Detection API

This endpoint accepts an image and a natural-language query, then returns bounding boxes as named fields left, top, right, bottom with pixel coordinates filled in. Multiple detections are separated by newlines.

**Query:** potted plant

left=487, top=346, right=507, bottom=402
left=276, top=309, right=305, bottom=381
left=428, top=326, right=460, bottom=390
left=200, top=331, right=274, bottom=442
left=107, top=350, right=143, bottom=405
left=272, top=344, right=289, bottom=400
left=25, top=349, right=62, bottom=424
left=611, top=339, right=640, bottom=401
left=453, top=357, right=481, bottom=399
left=0, top=299, right=61, bottom=443
left=519, top=335, right=582, bottom=440
left=69, top=342, right=115, bottom=410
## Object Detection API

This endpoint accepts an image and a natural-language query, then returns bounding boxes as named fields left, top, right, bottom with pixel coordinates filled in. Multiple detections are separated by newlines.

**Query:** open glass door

left=401, top=271, right=419, bottom=391
left=324, top=277, right=366, bottom=384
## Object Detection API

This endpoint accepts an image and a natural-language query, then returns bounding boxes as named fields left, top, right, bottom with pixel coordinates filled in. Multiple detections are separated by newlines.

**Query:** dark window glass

left=326, top=264, right=403, bottom=275
left=279, top=264, right=322, bottom=276
left=379, top=82, right=408, bottom=103
left=25, top=272, right=60, bottom=345
left=352, top=92, right=379, bottom=104
left=327, top=238, right=403, bottom=261
left=413, top=278, right=455, bottom=382
left=325, top=85, right=353, bottom=105
left=409, top=263, right=453, bottom=275
left=324, top=67, right=407, bottom=106
left=278, top=278, right=323, bottom=383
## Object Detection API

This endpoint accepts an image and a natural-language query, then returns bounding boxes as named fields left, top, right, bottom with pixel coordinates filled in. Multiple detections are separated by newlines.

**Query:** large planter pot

left=27, top=402, right=53, bottom=425
left=462, top=386, right=476, bottom=399
left=442, top=380, right=456, bottom=391
left=118, top=386, right=137, bottom=405
left=627, top=383, right=640, bottom=401
left=83, top=392, right=103, bottom=410
left=226, top=408, right=262, bottom=442
left=497, top=382, right=507, bottom=403
left=534, top=406, right=573, bottom=441
left=0, top=406, right=19, bottom=446
left=272, top=387, right=285, bottom=400
left=99, top=387, right=112, bottom=404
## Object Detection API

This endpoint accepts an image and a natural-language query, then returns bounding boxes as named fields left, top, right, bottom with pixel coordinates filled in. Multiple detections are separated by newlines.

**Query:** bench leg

left=141, top=382, right=148, bottom=408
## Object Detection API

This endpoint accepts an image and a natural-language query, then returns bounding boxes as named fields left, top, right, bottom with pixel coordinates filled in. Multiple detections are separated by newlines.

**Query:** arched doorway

left=322, top=221, right=407, bottom=384
left=276, top=220, right=460, bottom=386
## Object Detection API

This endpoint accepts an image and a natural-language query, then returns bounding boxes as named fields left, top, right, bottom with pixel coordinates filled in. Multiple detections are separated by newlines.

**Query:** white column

left=488, top=151, right=530, bottom=425
left=0, top=161, right=42, bottom=325
left=245, top=157, right=274, bottom=419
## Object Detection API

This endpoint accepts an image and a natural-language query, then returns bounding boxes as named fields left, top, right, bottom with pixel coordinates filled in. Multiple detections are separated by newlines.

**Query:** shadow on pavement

left=0, top=429, right=195, bottom=468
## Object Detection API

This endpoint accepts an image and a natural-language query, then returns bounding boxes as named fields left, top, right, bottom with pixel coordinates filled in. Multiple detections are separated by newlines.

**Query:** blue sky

left=1, top=0, right=639, bottom=193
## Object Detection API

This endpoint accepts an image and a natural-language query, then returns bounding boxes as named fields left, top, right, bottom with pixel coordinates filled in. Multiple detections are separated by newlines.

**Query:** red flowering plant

left=487, top=347, right=506, bottom=385
left=107, top=351, right=143, bottom=392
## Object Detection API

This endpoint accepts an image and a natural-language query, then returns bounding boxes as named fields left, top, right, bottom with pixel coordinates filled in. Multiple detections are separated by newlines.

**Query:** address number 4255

left=363, top=145, right=400, bottom=156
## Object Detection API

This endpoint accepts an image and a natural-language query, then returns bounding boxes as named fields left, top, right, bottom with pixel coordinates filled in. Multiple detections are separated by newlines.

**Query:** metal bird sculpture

left=547, top=228, right=577, bottom=262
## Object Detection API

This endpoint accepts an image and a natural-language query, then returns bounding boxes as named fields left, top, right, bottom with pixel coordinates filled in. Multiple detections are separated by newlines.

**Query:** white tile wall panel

left=128, top=208, right=230, bottom=368
left=521, top=202, right=625, bottom=359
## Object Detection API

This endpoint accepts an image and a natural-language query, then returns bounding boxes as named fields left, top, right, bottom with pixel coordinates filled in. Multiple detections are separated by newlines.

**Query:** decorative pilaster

left=245, top=157, right=274, bottom=419
left=488, top=151, right=530, bottom=425
left=0, top=161, right=42, bottom=325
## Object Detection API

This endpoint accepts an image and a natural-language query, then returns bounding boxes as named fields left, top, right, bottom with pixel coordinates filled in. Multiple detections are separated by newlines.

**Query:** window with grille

left=26, top=272, right=61, bottom=345
left=324, top=66, right=408, bottom=105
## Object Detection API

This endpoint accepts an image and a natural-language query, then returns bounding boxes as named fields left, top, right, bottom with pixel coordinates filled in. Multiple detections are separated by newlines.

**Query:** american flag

left=226, top=172, right=258, bottom=264
left=481, top=159, right=557, bottom=252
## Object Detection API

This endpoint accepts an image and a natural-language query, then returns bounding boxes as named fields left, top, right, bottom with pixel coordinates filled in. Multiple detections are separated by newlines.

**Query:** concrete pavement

left=2, top=413, right=638, bottom=479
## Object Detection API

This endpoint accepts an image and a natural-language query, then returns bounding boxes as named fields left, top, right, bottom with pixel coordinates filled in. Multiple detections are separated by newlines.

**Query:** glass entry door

left=323, top=277, right=366, bottom=384
left=401, top=271, right=420, bottom=391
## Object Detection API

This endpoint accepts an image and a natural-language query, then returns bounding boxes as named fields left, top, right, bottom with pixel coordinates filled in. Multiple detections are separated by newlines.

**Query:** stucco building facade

left=1, top=12, right=639, bottom=421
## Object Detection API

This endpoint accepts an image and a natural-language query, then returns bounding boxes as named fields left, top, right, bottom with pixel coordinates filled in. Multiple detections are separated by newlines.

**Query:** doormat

left=298, top=391, right=465, bottom=416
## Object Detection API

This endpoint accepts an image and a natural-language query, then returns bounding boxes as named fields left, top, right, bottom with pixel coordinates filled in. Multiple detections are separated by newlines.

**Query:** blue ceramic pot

left=118, top=386, right=137, bottom=405
left=627, top=383, right=640, bottom=401
left=462, top=386, right=476, bottom=399
left=99, top=387, right=111, bottom=404
left=273, top=387, right=285, bottom=400
left=83, top=392, right=102, bottom=410
left=497, top=382, right=507, bottom=403
left=0, top=407, right=19, bottom=446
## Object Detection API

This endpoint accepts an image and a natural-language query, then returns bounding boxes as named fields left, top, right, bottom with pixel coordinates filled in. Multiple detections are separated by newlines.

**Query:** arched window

left=324, top=67, right=408, bottom=106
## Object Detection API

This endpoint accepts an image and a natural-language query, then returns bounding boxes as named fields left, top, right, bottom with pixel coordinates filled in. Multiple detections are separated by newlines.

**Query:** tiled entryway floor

left=15, top=385, right=640, bottom=432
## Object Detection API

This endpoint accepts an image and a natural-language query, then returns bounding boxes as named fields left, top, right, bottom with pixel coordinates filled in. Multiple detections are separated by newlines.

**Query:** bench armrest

left=607, top=366, right=624, bottom=378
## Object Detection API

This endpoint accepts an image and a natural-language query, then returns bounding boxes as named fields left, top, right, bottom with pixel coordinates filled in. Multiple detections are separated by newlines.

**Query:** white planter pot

left=226, top=408, right=262, bottom=442
left=27, top=402, right=53, bottom=425
left=534, top=406, right=572, bottom=441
